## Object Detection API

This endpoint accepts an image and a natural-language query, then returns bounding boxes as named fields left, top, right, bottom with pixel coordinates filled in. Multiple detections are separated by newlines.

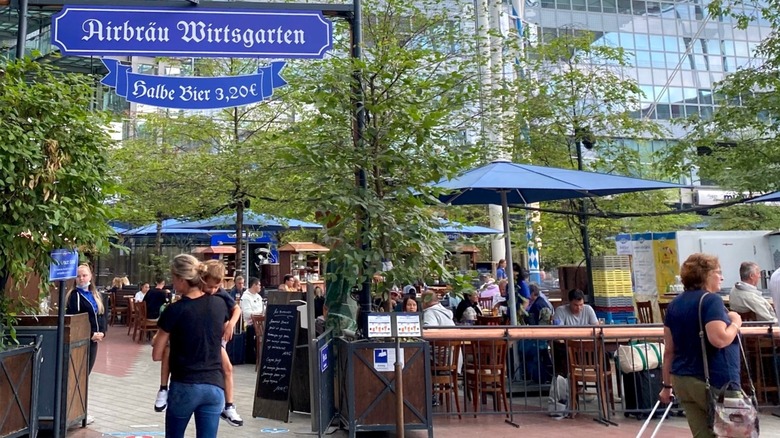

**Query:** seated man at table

left=553, top=289, right=599, bottom=326
left=730, top=261, right=776, bottom=322
left=521, top=284, right=554, bottom=383
left=422, top=292, right=455, bottom=327
left=526, top=284, right=553, bottom=326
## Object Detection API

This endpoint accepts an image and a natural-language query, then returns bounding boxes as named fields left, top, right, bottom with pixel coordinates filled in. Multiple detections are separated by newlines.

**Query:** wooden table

left=476, top=315, right=502, bottom=326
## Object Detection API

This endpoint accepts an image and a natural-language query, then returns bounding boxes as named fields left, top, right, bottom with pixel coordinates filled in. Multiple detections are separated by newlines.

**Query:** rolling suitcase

left=623, top=369, right=663, bottom=418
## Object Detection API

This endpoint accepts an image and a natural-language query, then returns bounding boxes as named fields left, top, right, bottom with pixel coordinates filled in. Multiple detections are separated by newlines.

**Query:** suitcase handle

left=635, top=398, right=674, bottom=438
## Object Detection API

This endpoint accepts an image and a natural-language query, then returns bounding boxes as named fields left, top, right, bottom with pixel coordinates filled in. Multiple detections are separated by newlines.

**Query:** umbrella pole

left=501, top=191, right=518, bottom=326
left=580, top=209, right=594, bottom=298
left=576, top=142, right=595, bottom=299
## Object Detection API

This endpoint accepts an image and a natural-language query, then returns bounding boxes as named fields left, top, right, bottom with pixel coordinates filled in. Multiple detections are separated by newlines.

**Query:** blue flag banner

left=101, top=59, right=287, bottom=110
left=51, top=6, right=332, bottom=59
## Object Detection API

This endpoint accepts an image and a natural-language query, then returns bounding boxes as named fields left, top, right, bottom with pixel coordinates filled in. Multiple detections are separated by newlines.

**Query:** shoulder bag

left=698, top=293, right=759, bottom=438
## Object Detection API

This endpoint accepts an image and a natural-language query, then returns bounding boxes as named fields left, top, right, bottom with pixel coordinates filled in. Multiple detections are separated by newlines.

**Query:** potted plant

left=0, top=56, right=115, bottom=438
left=0, top=296, right=42, bottom=438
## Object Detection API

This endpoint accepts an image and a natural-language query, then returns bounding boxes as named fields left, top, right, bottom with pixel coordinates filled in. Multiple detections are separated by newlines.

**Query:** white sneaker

left=154, top=389, right=168, bottom=412
left=221, top=405, right=243, bottom=427
left=85, top=415, right=95, bottom=425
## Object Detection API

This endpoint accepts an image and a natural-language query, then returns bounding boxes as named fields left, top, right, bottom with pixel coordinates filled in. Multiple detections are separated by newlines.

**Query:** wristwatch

left=662, top=383, right=673, bottom=389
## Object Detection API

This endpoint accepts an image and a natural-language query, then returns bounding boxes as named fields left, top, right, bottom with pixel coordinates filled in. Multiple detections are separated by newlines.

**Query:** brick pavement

left=65, top=330, right=780, bottom=437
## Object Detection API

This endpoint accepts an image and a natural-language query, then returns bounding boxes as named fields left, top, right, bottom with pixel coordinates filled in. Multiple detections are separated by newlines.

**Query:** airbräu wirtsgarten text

left=81, top=19, right=306, bottom=47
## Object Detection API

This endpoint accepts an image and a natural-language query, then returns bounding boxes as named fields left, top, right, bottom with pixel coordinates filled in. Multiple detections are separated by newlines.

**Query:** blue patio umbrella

left=122, top=218, right=192, bottom=236
left=745, top=191, right=780, bottom=204
left=431, top=159, right=685, bottom=324
left=124, top=227, right=235, bottom=236
left=168, top=212, right=322, bottom=281
left=168, top=212, right=322, bottom=231
left=435, top=218, right=502, bottom=235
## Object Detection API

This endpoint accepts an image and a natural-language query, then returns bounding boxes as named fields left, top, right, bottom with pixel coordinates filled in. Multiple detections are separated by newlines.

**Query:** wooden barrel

left=261, top=263, right=280, bottom=288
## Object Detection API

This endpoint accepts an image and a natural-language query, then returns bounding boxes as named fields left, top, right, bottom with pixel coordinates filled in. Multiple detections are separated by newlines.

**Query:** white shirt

left=553, top=303, right=599, bottom=326
left=240, top=291, right=265, bottom=324
left=423, top=303, right=455, bottom=327
left=768, top=267, right=780, bottom=323
left=729, top=281, right=776, bottom=322
left=134, top=291, right=145, bottom=303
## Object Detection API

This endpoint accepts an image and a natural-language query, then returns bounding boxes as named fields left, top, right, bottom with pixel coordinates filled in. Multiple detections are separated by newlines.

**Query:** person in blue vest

left=65, top=264, right=107, bottom=425
left=496, top=259, right=507, bottom=280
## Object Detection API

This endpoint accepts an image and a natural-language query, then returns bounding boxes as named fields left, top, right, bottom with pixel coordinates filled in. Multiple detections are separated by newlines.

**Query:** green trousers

left=673, top=374, right=715, bottom=438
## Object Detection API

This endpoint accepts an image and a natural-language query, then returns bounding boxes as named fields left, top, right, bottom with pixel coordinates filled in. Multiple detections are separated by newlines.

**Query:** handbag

left=698, top=294, right=759, bottom=438
left=616, top=342, right=664, bottom=373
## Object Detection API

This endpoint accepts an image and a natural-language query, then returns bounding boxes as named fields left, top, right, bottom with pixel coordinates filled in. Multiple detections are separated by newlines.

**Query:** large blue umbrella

left=435, top=218, right=502, bottom=235
left=169, top=212, right=322, bottom=231
left=432, top=159, right=685, bottom=324
left=746, top=192, right=780, bottom=204
left=124, top=227, right=235, bottom=236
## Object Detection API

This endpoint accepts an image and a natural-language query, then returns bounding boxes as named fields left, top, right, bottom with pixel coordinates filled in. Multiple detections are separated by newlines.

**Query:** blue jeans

left=166, top=382, right=225, bottom=438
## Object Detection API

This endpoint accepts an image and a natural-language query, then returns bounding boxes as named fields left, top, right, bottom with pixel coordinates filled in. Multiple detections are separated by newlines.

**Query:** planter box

left=14, top=314, right=90, bottom=435
left=337, top=339, right=432, bottom=438
left=0, top=334, right=42, bottom=438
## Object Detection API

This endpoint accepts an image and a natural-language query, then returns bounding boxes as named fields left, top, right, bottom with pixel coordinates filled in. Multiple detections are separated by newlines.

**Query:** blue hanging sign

left=101, top=59, right=287, bottom=110
left=49, top=249, right=79, bottom=282
left=51, top=6, right=333, bottom=59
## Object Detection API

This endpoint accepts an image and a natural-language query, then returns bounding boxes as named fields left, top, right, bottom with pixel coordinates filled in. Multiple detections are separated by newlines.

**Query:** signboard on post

left=100, top=59, right=288, bottom=110
left=254, top=304, right=299, bottom=422
left=49, top=249, right=79, bottom=281
left=51, top=6, right=333, bottom=59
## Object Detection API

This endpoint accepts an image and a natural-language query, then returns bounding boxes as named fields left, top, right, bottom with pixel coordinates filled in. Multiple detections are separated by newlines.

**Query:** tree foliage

left=708, top=204, right=780, bottom=230
left=110, top=58, right=302, bottom=271
left=0, top=58, right=114, bottom=295
left=659, top=0, right=780, bottom=193
left=109, top=112, right=211, bottom=226
left=279, top=0, right=488, bottom=292
left=508, top=33, right=698, bottom=268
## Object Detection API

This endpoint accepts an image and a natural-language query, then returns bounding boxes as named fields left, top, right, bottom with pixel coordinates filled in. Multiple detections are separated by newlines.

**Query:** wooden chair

left=738, top=311, right=757, bottom=322
left=464, top=340, right=508, bottom=416
left=658, top=302, right=669, bottom=322
left=126, top=299, right=136, bottom=338
left=478, top=296, right=494, bottom=313
left=736, top=312, right=777, bottom=402
left=430, top=340, right=462, bottom=419
left=476, top=315, right=502, bottom=326
left=134, top=301, right=159, bottom=344
left=110, top=292, right=130, bottom=326
left=566, top=339, right=616, bottom=418
left=251, top=314, right=266, bottom=371
left=636, top=301, right=653, bottom=324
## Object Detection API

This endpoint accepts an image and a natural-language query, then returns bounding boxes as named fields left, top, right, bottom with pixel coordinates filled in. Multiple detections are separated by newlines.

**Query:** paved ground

left=60, top=330, right=780, bottom=437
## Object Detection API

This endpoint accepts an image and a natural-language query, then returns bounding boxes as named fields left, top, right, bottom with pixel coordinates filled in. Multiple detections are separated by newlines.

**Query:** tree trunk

left=155, top=218, right=163, bottom=255
left=235, top=202, right=244, bottom=280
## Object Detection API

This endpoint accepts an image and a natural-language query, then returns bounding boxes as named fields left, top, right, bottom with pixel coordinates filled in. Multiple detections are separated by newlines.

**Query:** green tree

left=109, top=112, right=212, bottom=277
left=109, top=58, right=301, bottom=275
left=277, top=0, right=492, bottom=331
left=659, top=0, right=780, bottom=193
left=508, top=33, right=697, bottom=267
left=0, top=58, right=114, bottom=295
left=708, top=204, right=780, bottom=230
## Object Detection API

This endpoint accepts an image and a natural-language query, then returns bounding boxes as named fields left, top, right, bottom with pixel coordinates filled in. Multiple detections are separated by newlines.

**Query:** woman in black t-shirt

left=152, top=254, right=228, bottom=438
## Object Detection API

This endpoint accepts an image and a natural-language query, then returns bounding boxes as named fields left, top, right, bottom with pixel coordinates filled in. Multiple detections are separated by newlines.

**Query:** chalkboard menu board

left=253, top=304, right=299, bottom=422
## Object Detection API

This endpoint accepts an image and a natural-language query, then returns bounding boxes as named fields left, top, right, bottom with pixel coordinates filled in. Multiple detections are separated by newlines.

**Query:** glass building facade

left=523, top=0, right=771, bottom=123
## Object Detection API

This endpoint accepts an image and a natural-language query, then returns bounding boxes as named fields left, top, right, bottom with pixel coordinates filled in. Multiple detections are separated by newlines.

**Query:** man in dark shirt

left=144, top=276, right=170, bottom=320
